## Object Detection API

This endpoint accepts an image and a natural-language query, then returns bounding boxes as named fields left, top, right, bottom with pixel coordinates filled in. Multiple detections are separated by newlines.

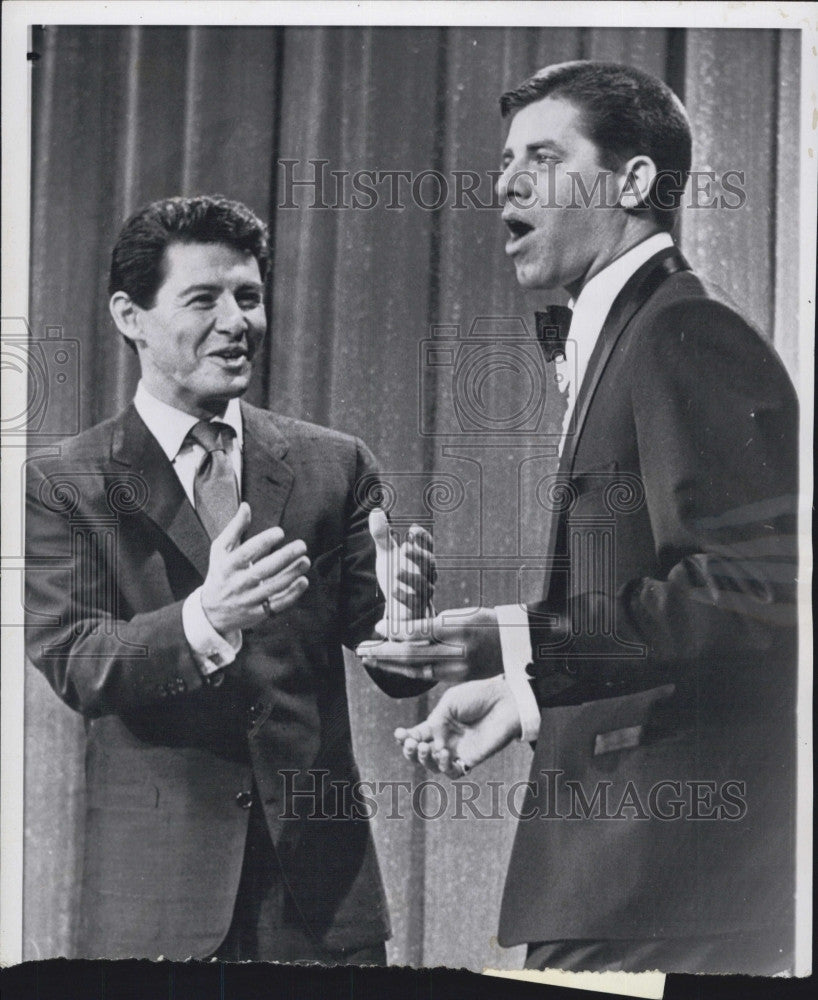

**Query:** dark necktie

left=187, top=420, right=240, bottom=539
left=535, top=305, right=573, bottom=362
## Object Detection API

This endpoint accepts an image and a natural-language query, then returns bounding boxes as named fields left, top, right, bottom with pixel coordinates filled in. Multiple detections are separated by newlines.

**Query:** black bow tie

left=535, top=306, right=573, bottom=362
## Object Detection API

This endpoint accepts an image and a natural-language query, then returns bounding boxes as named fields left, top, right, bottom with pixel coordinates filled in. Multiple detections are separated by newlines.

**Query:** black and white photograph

left=1, top=2, right=814, bottom=997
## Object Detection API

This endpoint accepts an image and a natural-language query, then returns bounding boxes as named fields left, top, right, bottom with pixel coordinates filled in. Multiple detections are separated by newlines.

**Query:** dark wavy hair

left=500, top=61, right=692, bottom=231
left=109, top=194, right=269, bottom=307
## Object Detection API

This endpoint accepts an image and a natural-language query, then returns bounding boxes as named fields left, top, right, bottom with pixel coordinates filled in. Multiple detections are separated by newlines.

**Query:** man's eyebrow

left=525, top=139, right=566, bottom=155
left=502, top=139, right=567, bottom=159
left=177, top=281, right=264, bottom=296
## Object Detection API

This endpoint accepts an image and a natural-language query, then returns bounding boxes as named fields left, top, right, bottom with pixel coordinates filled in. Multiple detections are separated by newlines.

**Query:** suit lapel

left=110, top=403, right=297, bottom=579
left=541, top=247, right=690, bottom=601
left=110, top=404, right=213, bottom=580
left=560, top=246, right=690, bottom=475
left=239, top=402, right=295, bottom=537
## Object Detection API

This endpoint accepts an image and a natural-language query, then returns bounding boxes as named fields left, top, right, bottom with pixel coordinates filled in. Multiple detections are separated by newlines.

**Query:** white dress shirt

left=133, top=382, right=244, bottom=676
left=497, top=233, right=675, bottom=741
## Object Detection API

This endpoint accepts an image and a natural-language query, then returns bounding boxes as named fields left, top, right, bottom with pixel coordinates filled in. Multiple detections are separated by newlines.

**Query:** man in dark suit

left=388, top=62, right=799, bottom=974
left=25, top=195, right=433, bottom=962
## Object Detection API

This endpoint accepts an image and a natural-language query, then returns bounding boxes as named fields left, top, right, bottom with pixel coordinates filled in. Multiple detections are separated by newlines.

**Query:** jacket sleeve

left=24, top=457, right=206, bottom=717
left=528, top=299, right=799, bottom=701
left=339, top=437, right=436, bottom=699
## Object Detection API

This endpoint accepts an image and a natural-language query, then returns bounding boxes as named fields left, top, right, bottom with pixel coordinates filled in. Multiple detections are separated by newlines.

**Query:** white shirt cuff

left=495, top=603, right=540, bottom=742
left=182, top=587, right=242, bottom=676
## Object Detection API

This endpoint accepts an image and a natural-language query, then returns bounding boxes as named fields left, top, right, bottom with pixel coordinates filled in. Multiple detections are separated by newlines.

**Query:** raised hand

left=369, top=508, right=436, bottom=640
left=201, top=502, right=310, bottom=633
left=395, top=674, right=522, bottom=778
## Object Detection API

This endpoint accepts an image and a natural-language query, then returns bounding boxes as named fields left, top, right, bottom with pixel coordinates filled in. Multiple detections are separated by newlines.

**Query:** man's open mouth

left=211, top=347, right=249, bottom=361
left=504, top=218, right=534, bottom=242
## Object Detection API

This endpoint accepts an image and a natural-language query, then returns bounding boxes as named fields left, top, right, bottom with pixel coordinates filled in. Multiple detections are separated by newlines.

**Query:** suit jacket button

left=248, top=701, right=266, bottom=726
left=235, top=790, right=253, bottom=809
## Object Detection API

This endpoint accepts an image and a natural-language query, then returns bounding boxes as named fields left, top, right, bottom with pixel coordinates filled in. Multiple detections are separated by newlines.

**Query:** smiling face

left=498, top=96, right=630, bottom=297
left=114, top=241, right=266, bottom=418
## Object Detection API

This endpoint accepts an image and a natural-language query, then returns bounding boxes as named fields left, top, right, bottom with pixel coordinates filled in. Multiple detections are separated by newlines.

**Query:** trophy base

left=355, top=637, right=463, bottom=663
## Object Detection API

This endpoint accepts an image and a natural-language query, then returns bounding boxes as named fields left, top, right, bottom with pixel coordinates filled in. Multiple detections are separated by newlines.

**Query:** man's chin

left=197, top=378, right=251, bottom=413
left=513, top=260, right=553, bottom=291
left=221, top=368, right=253, bottom=391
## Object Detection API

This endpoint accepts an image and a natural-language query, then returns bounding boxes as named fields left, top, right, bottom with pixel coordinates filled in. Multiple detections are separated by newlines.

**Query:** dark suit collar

left=110, top=404, right=213, bottom=579
left=109, top=401, right=295, bottom=580
left=239, top=400, right=289, bottom=461
left=238, top=402, right=295, bottom=538
left=111, top=401, right=166, bottom=471
left=560, top=245, right=690, bottom=475
left=540, top=247, right=690, bottom=605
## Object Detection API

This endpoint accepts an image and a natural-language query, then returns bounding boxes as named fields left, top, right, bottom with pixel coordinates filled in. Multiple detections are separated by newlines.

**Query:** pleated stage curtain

left=25, top=25, right=800, bottom=967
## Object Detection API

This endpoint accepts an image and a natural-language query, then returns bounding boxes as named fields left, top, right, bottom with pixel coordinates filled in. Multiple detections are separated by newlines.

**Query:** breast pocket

left=569, top=462, right=646, bottom=519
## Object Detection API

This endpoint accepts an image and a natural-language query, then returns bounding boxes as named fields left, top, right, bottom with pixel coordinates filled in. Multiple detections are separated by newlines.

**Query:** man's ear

left=109, top=291, right=143, bottom=348
left=617, top=155, right=658, bottom=210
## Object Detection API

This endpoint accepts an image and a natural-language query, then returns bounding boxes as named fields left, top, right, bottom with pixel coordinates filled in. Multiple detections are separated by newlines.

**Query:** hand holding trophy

left=370, top=508, right=433, bottom=637
left=356, top=509, right=440, bottom=677
left=358, top=509, right=479, bottom=681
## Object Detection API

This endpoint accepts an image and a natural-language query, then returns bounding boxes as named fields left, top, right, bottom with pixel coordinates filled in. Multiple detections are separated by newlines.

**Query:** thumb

left=369, top=508, right=395, bottom=553
left=427, top=701, right=456, bottom=753
left=217, top=501, right=251, bottom=552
